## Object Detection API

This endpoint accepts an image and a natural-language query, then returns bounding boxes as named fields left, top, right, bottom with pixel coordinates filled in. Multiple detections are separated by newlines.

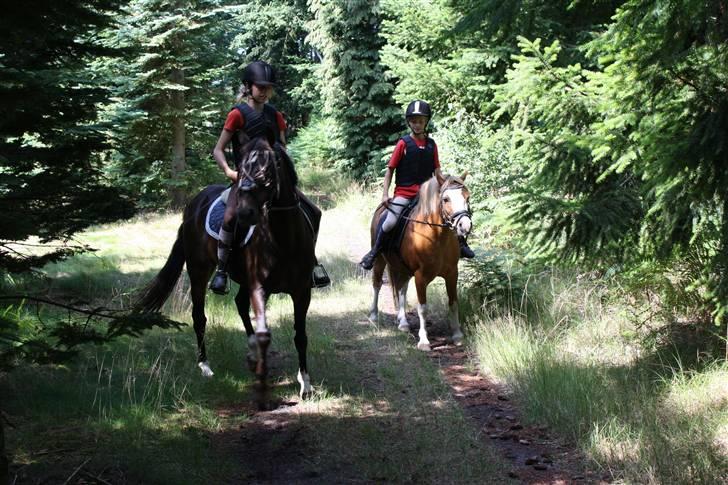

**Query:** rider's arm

left=382, top=167, right=394, bottom=203
left=213, top=128, right=237, bottom=182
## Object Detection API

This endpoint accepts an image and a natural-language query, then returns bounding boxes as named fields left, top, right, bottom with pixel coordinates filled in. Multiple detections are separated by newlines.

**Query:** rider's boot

left=210, top=227, right=233, bottom=295
left=458, top=235, right=475, bottom=259
left=359, top=219, right=388, bottom=271
left=311, top=260, right=331, bottom=288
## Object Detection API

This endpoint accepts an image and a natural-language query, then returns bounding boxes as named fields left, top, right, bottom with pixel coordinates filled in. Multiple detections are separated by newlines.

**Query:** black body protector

left=394, top=134, right=436, bottom=187
left=230, top=103, right=281, bottom=166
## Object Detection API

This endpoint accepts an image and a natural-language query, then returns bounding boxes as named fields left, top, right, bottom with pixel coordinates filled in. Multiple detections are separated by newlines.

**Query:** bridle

left=397, top=180, right=472, bottom=230
left=237, top=148, right=300, bottom=213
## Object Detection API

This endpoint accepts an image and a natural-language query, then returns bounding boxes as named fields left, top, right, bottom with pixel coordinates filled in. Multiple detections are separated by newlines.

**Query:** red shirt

left=388, top=137, right=440, bottom=198
left=223, top=107, right=287, bottom=133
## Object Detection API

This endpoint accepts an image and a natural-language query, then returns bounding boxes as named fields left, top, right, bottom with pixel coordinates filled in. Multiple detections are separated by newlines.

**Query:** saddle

left=206, top=187, right=317, bottom=244
left=382, top=196, right=418, bottom=254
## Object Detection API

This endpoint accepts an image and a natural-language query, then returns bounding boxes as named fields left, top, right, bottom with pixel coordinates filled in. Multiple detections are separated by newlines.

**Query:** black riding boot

left=359, top=220, right=388, bottom=270
left=210, top=227, right=232, bottom=295
left=459, top=235, right=475, bottom=259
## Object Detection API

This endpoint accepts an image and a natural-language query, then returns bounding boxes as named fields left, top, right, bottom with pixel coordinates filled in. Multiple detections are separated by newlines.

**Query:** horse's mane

left=413, top=174, right=466, bottom=221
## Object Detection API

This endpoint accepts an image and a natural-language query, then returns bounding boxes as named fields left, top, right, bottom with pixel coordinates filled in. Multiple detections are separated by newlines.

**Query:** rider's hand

left=381, top=195, right=389, bottom=206
left=226, top=169, right=238, bottom=182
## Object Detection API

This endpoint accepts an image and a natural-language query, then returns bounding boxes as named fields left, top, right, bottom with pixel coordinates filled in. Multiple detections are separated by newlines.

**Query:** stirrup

left=312, top=264, right=331, bottom=288
left=209, top=269, right=230, bottom=295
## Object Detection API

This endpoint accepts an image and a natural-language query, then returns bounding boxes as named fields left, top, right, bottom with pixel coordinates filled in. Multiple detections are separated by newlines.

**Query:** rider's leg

left=458, top=236, right=475, bottom=259
left=359, top=196, right=408, bottom=270
left=210, top=196, right=237, bottom=295
left=296, top=189, right=330, bottom=288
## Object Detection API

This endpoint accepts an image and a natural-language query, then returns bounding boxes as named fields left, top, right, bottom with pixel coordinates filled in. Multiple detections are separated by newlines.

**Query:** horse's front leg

left=445, top=271, right=463, bottom=346
left=414, top=271, right=432, bottom=351
left=292, top=287, right=313, bottom=399
left=235, top=286, right=259, bottom=372
left=249, top=285, right=271, bottom=407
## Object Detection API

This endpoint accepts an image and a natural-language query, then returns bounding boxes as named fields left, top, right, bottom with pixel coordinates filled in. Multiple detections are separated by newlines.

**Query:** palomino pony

left=368, top=174, right=472, bottom=351
left=135, top=136, right=316, bottom=403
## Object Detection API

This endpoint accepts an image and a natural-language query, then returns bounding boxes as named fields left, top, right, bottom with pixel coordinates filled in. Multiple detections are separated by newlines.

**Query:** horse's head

left=440, top=172, right=472, bottom=238
left=234, top=137, right=280, bottom=226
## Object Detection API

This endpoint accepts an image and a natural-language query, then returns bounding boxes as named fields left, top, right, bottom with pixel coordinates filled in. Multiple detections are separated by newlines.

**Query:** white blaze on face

left=444, top=188, right=472, bottom=236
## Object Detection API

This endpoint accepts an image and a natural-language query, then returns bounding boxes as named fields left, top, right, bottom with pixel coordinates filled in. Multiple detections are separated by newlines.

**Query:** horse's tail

left=388, top=264, right=400, bottom=308
left=134, top=224, right=186, bottom=313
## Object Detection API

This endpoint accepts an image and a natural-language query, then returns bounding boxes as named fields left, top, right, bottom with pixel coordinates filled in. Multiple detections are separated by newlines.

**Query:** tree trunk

left=170, top=67, right=187, bottom=209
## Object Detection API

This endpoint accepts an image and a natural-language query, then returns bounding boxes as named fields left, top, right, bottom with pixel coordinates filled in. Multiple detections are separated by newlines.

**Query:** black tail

left=135, top=225, right=186, bottom=313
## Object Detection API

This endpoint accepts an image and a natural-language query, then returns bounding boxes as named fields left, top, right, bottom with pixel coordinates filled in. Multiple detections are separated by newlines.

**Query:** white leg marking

left=255, top=313, right=267, bottom=334
left=397, top=282, right=409, bottom=331
left=417, top=303, right=431, bottom=351
left=198, top=361, right=214, bottom=377
left=297, top=370, right=312, bottom=399
left=449, top=302, right=463, bottom=345
left=369, top=285, right=381, bottom=324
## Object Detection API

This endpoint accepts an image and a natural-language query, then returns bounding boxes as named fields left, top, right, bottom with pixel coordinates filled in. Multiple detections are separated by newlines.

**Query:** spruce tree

left=308, top=0, right=400, bottom=175
left=0, top=1, right=134, bottom=273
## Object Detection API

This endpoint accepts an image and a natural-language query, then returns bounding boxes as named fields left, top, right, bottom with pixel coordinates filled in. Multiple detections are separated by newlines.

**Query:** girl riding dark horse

left=135, top=133, right=317, bottom=404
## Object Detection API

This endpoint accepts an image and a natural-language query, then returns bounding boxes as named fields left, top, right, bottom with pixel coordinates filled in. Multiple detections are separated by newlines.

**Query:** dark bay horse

left=368, top=174, right=472, bottom=350
left=136, top=137, right=315, bottom=402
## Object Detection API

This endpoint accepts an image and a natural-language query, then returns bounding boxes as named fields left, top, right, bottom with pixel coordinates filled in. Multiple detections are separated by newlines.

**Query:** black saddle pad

left=383, top=197, right=418, bottom=254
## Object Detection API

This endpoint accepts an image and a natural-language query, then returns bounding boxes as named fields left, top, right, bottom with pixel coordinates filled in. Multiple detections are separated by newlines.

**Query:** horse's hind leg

left=190, top=267, right=215, bottom=377
left=368, top=256, right=386, bottom=324
left=445, top=272, right=463, bottom=346
left=414, top=271, right=432, bottom=351
left=293, top=287, right=313, bottom=399
left=396, top=279, right=410, bottom=331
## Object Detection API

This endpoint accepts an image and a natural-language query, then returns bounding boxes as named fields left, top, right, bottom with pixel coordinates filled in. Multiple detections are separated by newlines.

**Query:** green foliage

left=307, top=0, right=401, bottom=176
left=102, top=0, right=236, bottom=207
left=0, top=1, right=136, bottom=273
left=229, top=0, right=318, bottom=130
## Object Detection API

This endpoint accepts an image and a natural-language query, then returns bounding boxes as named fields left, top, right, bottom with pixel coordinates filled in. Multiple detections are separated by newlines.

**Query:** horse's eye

left=443, top=197, right=450, bottom=203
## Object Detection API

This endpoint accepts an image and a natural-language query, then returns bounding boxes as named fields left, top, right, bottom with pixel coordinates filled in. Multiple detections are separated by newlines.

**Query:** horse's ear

left=460, top=170, right=469, bottom=181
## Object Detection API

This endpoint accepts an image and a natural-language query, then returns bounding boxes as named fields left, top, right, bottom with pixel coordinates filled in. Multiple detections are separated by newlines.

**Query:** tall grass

left=469, top=269, right=728, bottom=484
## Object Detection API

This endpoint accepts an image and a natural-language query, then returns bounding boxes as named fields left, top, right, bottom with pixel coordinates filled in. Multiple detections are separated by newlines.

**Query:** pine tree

left=0, top=1, right=134, bottom=273
left=105, top=0, right=236, bottom=208
left=308, top=0, right=400, bottom=175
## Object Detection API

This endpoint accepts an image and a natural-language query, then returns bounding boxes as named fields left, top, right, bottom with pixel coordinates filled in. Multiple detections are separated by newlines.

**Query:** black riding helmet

left=405, top=99, right=432, bottom=119
left=243, top=60, right=277, bottom=87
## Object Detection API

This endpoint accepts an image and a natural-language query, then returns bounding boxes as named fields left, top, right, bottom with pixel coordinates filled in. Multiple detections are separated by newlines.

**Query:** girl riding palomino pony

left=366, top=174, right=473, bottom=350
left=358, top=99, right=474, bottom=271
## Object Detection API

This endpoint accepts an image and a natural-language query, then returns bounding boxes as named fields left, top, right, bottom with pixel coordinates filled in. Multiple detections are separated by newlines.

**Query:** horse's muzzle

left=455, top=214, right=472, bottom=238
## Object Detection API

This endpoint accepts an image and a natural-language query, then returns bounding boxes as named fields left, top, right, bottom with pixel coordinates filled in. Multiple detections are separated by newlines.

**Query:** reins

left=390, top=181, right=472, bottom=230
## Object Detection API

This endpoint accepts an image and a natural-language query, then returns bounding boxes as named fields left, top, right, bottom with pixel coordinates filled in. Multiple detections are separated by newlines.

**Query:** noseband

left=401, top=180, right=472, bottom=230
left=439, top=182, right=472, bottom=230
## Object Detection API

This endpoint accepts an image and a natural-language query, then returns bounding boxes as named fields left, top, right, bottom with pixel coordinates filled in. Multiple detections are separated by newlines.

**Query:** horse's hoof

left=398, top=322, right=410, bottom=332
left=452, top=333, right=464, bottom=346
left=198, top=361, right=214, bottom=377
left=417, top=342, right=431, bottom=352
left=368, top=313, right=378, bottom=324
left=299, top=389, right=314, bottom=400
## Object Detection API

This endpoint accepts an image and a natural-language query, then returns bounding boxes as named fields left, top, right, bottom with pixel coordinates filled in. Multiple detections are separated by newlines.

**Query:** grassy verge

left=1, top=181, right=507, bottom=483
left=467, top=269, right=728, bottom=484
